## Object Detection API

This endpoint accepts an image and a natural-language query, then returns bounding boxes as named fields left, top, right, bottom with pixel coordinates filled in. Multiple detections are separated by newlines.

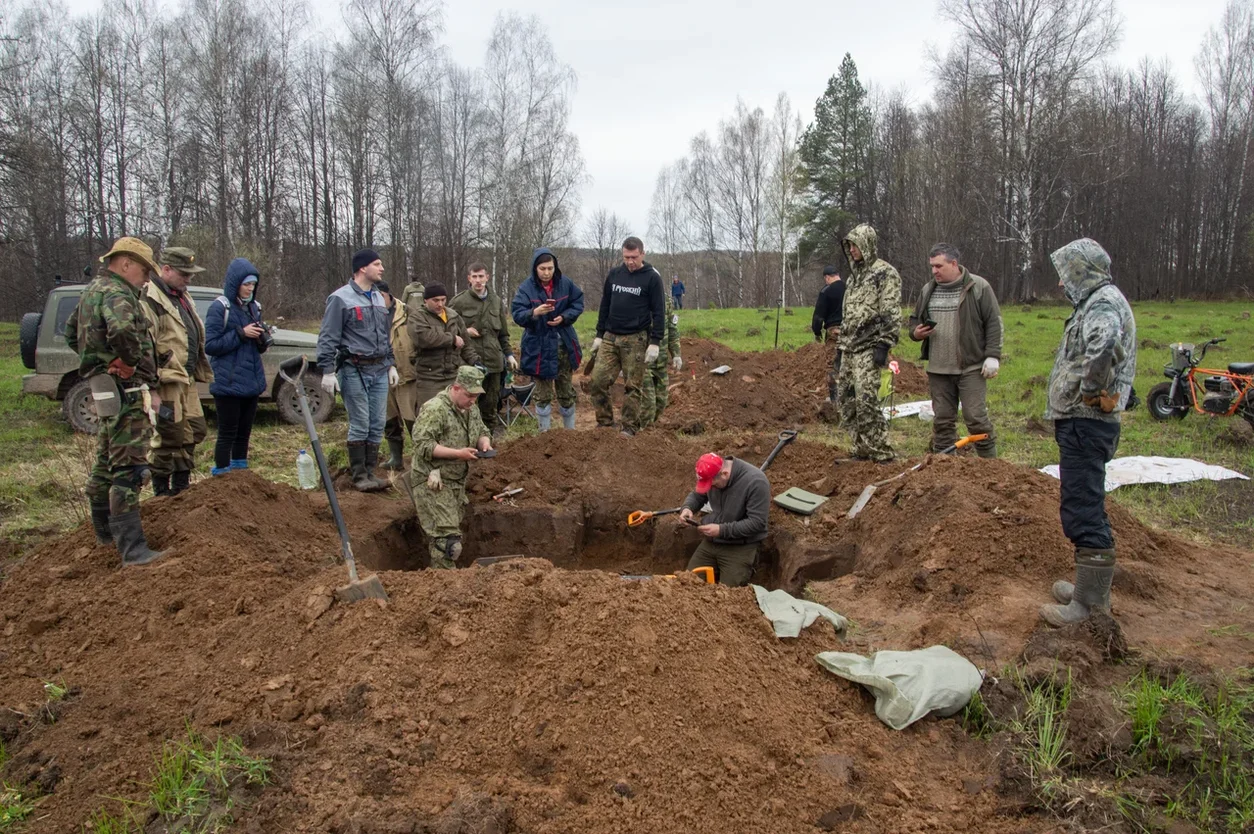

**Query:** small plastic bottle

left=297, top=449, right=318, bottom=490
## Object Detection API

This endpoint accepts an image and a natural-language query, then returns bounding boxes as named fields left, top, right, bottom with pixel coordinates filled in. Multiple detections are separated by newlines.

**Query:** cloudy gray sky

left=66, top=0, right=1233, bottom=241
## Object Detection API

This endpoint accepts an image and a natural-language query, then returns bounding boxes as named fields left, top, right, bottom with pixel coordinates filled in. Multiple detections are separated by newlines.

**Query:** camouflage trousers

left=149, top=382, right=208, bottom=476
left=590, top=330, right=648, bottom=432
left=87, top=395, right=154, bottom=514
left=533, top=345, right=576, bottom=408
left=640, top=359, right=670, bottom=426
left=408, top=473, right=467, bottom=570
left=837, top=349, right=894, bottom=462
left=477, top=371, right=503, bottom=428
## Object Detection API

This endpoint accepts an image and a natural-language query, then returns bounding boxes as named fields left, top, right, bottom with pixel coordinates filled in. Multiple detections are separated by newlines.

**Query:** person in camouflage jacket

left=64, top=236, right=167, bottom=567
left=641, top=294, right=682, bottom=426
left=1039, top=238, right=1136, bottom=630
left=834, top=223, right=902, bottom=462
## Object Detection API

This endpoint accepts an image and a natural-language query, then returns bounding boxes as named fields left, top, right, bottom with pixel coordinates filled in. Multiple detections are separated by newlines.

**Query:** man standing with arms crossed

left=589, top=236, right=666, bottom=437
left=317, top=248, right=397, bottom=492
left=144, top=247, right=213, bottom=496
left=907, top=243, right=1003, bottom=458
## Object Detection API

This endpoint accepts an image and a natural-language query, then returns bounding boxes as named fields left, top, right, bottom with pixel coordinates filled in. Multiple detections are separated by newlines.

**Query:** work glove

left=671, top=355, right=683, bottom=372
left=388, top=366, right=399, bottom=386
left=107, top=357, right=136, bottom=380
left=320, top=373, right=338, bottom=396
left=981, top=358, right=1000, bottom=379
left=426, top=469, right=442, bottom=491
left=645, top=344, right=660, bottom=364
left=1082, top=390, right=1119, bottom=413
left=507, top=354, right=519, bottom=371
left=871, top=343, right=889, bottom=368
left=591, top=337, right=603, bottom=354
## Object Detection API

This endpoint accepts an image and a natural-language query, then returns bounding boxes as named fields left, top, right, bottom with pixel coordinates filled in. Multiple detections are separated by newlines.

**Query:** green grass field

left=2, top=299, right=1252, bottom=548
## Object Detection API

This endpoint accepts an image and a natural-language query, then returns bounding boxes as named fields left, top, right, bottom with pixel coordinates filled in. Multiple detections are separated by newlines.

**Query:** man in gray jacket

left=679, top=453, right=771, bottom=586
left=1039, top=238, right=1136, bottom=628
left=908, top=243, right=1003, bottom=458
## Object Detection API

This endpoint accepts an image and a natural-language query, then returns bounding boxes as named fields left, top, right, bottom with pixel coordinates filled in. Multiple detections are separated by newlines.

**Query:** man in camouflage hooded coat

left=1039, top=238, right=1136, bottom=629
left=835, top=224, right=902, bottom=462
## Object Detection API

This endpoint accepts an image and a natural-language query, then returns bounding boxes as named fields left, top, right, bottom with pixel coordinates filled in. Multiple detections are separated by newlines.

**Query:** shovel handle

left=278, top=354, right=307, bottom=384
left=627, top=507, right=684, bottom=527
left=948, top=433, right=989, bottom=453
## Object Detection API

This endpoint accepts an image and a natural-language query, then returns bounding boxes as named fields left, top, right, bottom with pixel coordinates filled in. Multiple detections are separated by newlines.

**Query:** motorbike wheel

left=1147, top=382, right=1188, bottom=421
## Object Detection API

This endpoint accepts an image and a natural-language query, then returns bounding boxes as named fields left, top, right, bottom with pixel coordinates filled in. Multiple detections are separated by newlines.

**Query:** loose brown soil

left=2, top=412, right=1252, bottom=831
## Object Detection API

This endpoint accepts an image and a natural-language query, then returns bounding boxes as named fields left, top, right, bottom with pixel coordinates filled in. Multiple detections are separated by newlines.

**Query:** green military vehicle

left=20, top=282, right=335, bottom=434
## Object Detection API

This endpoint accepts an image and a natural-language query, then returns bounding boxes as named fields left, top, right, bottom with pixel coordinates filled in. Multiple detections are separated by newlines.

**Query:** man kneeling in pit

left=679, top=453, right=771, bottom=586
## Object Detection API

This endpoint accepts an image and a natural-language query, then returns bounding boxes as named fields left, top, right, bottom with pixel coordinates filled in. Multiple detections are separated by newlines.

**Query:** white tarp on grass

left=1040, top=456, right=1249, bottom=492
left=881, top=400, right=931, bottom=420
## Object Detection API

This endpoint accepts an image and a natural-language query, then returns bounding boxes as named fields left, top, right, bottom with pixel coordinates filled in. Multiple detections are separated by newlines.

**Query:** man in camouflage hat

left=65, top=236, right=167, bottom=566
left=834, top=223, right=902, bottom=463
left=407, top=365, right=493, bottom=570
left=144, top=247, right=213, bottom=496
left=640, top=293, right=682, bottom=426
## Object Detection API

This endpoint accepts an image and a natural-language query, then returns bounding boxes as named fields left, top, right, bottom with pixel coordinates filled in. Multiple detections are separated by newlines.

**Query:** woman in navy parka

left=511, top=248, right=583, bottom=430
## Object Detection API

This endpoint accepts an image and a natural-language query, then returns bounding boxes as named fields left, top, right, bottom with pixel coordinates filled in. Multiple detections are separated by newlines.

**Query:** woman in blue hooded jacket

left=511, top=248, right=584, bottom=431
left=204, top=258, right=269, bottom=475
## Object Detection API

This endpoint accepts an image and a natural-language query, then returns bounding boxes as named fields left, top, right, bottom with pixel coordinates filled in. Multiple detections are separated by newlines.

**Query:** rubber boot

left=536, top=404, right=552, bottom=432
left=559, top=404, right=576, bottom=429
left=109, top=510, right=167, bottom=567
left=363, top=443, right=390, bottom=491
left=381, top=438, right=405, bottom=471
left=171, top=470, right=191, bottom=496
left=152, top=474, right=171, bottom=497
left=90, top=502, right=113, bottom=545
left=1040, top=548, right=1115, bottom=627
left=230, top=459, right=248, bottom=470
left=348, top=442, right=375, bottom=492
left=1051, top=580, right=1075, bottom=604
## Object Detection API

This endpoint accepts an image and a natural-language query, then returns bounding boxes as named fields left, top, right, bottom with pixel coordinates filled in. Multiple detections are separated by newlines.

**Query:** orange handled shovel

left=845, top=434, right=988, bottom=520
left=627, top=507, right=686, bottom=527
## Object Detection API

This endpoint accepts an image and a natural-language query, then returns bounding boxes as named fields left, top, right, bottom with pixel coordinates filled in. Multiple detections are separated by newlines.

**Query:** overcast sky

left=65, top=0, right=1235, bottom=242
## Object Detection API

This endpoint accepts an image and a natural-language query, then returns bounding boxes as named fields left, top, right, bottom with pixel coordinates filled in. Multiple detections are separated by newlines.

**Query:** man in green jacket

left=907, top=243, right=1003, bottom=458
left=407, top=283, right=480, bottom=411
left=450, top=263, right=518, bottom=432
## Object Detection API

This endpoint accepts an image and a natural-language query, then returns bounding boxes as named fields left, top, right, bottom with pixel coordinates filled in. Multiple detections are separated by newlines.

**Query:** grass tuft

left=0, top=784, right=39, bottom=830
left=147, top=727, right=271, bottom=827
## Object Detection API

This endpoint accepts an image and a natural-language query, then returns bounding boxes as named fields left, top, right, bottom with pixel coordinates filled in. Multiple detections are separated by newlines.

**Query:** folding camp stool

left=500, top=380, right=538, bottom=428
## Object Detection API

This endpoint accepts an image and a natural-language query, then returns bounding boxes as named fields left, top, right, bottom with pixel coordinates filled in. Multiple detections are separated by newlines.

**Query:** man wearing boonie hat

left=407, top=365, right=494, bottom=570
left=64, top=236, right=167, bottom=566
left=678, top=451, right=771, bottom=586
left=144, top=247, right=213, bottom=497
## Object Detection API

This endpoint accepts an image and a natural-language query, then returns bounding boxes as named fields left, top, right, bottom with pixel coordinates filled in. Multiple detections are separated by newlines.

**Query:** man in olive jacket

left=908, top=243, right=1003, bottom=458
left=382, top=281, right=424, bottom=470
left=408, top=282, right=480, bottom=411
left=450, top=263, right=518, bottom=431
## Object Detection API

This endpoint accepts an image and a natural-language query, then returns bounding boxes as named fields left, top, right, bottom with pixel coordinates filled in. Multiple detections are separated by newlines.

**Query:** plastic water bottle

left=297, top=449, right=318, bottom=490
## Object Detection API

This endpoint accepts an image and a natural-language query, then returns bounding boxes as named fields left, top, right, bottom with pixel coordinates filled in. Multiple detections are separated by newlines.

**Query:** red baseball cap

left=694, top=453, right=724, bottom=495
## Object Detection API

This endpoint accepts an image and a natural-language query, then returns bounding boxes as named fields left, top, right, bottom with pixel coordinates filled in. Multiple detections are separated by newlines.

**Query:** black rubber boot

left=152, top=474, right=171, bottom=497
left=90, top=502, right=113, bottom=545
left=171, top=470, right=191, bottom=495
left=348, top=442, right=374, bottom=492
left=381, top=438, right=405, bottom=471
left=1040, top=548, right=1115, bottom=627
left=109, top=510, right=167, bottom=566
left=363, top=442, right=390, bottom=491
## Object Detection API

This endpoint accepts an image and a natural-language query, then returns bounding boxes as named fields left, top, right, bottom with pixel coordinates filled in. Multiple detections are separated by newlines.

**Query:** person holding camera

left=205, top=257, right=270, bottom=476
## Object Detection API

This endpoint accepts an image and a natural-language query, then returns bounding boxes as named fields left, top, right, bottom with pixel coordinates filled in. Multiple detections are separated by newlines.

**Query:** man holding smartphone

left=908, top=242, right=1003, bottom=458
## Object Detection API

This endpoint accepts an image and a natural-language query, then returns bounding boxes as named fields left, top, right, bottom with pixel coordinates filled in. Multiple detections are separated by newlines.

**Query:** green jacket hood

left=1051, top=238, right=1112, bottom=305
left=843, top=224, right=878, bottom=267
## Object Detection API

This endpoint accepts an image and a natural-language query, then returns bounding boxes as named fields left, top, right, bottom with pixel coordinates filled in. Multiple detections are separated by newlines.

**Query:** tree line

left=646, top=0, right=1254, bottom=306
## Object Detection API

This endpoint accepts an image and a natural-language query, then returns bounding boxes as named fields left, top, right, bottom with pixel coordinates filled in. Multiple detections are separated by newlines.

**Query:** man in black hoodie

left=589, top=236, right=666, bottom=436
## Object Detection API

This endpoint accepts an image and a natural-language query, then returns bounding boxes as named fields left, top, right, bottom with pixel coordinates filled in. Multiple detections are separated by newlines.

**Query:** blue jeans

left=1055, top=417, right=1120, bottom=550
left=338, top=366, right=389, bottom=443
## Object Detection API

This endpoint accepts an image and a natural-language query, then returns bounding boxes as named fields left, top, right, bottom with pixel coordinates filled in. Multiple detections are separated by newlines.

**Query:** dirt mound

left=656, top=338, right=926, bottom=432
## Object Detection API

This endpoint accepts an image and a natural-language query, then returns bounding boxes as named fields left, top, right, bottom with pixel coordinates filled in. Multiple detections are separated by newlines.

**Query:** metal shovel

left=845, top=434, right=988, bottom=520
left=279, top=356, right=388, bottom=604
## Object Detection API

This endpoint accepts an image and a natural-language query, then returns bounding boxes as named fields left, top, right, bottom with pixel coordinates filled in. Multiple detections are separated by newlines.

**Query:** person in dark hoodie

left=511, top=248, right=584, bottom=431
left=589, top=236, right=665, bottom=436
left=204, top=257, right=270, bottom=476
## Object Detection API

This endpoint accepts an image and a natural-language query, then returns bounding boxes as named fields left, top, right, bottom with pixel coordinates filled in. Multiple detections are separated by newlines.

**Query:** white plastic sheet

left=881, top=400, right=932, bottom=420
left=751, top=585, right=847, bottom=638
left=1040, top=455, right=1249, bottom=492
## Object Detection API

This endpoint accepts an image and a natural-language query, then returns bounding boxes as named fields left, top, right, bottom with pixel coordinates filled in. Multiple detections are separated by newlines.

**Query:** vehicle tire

left=20, top=312, right=42, bottom=370
left=63, top=378, right=101, bottom=435
left=1147, top=382, right=1188, bottom=421
left=277, top=377, right=333, bottom=426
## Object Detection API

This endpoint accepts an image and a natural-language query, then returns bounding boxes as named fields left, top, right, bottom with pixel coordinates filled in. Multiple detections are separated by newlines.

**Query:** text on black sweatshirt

left=595, top=262, right=666, bottom=345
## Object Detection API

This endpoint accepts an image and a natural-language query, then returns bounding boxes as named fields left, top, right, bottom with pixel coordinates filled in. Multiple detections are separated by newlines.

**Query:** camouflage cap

left=99, top=236, right=159, bottom=276
left=454, top=365, right=486, bottom=394
left=159, top=247, right=206, bottom=274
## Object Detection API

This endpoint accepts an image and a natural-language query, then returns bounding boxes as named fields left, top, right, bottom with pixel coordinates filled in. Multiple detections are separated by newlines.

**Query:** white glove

left=981, top=357, right=1000, bottom=379
left=507, top=355, right=519, bottom=371
left=320, top=373, right=338, bottom=396
left=388, top=366, right=399, bottom=386
left=671, top=355, right=683, bottom=372
left=591, top=337, right=603, bottom=353
left=426, top=469, right=442, bottom=491
left=645, top=344, right=660, bottom=364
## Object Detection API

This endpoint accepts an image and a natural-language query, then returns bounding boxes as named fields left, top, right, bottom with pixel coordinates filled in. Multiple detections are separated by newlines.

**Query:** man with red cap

left=678, top=452, right=771, bottom=586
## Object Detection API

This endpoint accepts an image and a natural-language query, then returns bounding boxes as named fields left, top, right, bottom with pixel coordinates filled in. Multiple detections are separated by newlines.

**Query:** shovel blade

left=334, top=573, right=389, bottom=604
left=846, top=485, right=877, bottom=519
